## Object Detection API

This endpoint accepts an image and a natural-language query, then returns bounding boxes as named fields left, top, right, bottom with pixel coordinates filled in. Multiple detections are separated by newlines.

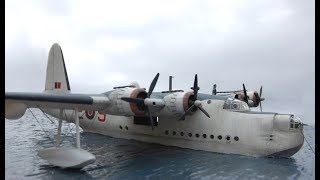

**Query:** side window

left=223, top=99, right=249, bottom=111
left=232, top=103, right=239, bottom=109
left=223, top=103, right=229, bottom=109
left=223, top=100, right=232, bottom=109
left=241, top=103, right=249, bottom=110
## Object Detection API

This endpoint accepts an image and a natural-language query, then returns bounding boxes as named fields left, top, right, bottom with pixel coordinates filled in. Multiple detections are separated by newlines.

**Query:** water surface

left=5, top=109, right=315, bottom=179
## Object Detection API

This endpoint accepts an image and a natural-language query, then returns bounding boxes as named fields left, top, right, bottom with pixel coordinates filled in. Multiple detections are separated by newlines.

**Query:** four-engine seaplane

left=5, top=43, right=304, bottom=169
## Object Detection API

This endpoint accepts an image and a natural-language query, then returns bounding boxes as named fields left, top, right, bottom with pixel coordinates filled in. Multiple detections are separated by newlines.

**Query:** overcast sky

left=5, top=0, right=314, bottom=125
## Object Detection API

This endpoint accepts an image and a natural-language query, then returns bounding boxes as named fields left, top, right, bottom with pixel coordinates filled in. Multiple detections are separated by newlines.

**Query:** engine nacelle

left=248, top=91, right=261, bottom=107
left=235, top=91, right=260, bottom=107
left=155, top=92, right=193, bottom=117
left=105, top=87, right=147, bottom=116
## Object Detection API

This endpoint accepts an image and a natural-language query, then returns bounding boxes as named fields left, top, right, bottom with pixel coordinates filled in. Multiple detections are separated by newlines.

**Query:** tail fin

left=44, top=43, right=71, bottom=93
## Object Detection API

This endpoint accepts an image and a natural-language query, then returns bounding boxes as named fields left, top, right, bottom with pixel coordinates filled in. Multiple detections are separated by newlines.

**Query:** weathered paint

left=45, top=99, right=304, bottom=158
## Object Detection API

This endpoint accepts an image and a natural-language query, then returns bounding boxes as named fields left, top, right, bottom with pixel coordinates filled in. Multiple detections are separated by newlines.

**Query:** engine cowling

left=155, top=92, right=194, bottom=117
left=105, top=87, right=147, bottom=116
left=247, top=91, right=260, bottom=107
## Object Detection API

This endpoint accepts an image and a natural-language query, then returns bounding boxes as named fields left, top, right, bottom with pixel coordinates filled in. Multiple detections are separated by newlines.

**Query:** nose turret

left=290, top=115, right=304, bottom=129
left=274, top=114, right=303, bottom=131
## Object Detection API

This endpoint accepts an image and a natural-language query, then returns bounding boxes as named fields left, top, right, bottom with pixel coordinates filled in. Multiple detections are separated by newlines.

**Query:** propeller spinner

left=179, top=74, right=211, bottom=120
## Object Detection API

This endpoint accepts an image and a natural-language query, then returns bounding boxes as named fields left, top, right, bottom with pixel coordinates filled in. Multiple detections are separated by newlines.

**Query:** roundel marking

left=85, top=110, right=96, bottom=120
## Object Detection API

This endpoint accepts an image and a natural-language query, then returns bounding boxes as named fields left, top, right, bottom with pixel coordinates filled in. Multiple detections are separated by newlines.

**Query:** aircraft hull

left=45, top=100, right=304, bottom=158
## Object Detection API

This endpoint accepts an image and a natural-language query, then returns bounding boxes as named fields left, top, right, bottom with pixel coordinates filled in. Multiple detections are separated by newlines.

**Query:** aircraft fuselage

left=45, top=99, right=304, bottom=158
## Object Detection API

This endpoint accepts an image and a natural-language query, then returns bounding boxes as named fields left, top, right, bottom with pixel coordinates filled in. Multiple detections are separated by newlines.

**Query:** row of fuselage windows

left=118, top=125, right=239, bottom=142
left=164, top=130, right=239, bottom=141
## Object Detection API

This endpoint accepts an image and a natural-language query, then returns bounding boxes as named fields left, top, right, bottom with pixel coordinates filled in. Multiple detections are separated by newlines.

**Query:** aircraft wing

left=5, top=92, right=110, bottom=119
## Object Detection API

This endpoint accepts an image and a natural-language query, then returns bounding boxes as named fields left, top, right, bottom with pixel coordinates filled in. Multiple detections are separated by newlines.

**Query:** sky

left=5, top=0, right=314, bottom=125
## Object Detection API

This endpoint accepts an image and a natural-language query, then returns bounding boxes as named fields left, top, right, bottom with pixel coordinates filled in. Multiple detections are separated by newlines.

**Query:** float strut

left=56, top=109, right=63, bottom=147
left=75, top=108, right=80, bottom=149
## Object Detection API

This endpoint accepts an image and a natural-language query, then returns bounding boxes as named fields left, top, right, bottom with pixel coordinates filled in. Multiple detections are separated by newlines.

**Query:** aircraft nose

left=271, top=114, right=304, bottom=157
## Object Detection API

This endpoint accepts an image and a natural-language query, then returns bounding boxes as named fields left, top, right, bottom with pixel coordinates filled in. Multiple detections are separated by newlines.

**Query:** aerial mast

left=169, top=76, right=173, bottom=91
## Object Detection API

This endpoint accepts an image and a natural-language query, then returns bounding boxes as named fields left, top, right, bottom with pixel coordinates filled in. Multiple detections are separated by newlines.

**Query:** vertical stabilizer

left=44, top=43, right=71, bottom=93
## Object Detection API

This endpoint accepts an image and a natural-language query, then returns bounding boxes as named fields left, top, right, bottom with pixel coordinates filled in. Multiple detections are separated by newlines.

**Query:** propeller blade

left=259, top=86, right=263, bottom=97
left=197, top=106, right=210, bottom=118
left=179, top=104, right=196, bottom=120
left=121, top=97, right=144, bottom=104
left=193, top=74, right=199, bottom=100
left=242, top=84, right=248, bottom=103
left=146, top=106, right=154, bottom=130
left=260, top=102, right=262, bottom=112
left=147, top=73, right=160, bottom=98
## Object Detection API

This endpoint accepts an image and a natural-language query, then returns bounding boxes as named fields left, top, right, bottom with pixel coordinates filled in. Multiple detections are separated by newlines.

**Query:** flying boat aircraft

left=5, top=43, right=304, bottom=169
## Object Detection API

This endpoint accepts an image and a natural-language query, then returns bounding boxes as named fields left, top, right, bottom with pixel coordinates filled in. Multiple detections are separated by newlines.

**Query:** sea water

left=5, top=109, right=315, bottom=179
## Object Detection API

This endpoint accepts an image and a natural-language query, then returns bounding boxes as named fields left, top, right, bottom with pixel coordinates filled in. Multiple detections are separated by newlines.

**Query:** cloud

left=95, top=37, right=143, bottom=53
left=5, top=0, right=314, bottom=125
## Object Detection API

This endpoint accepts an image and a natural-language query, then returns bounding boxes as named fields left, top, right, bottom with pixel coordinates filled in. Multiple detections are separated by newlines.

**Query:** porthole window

left=173, top=131, right=176, bottom=136
left=180, top=132, right=184, bottom=136
left=203, top=134, right=207, bottom=138
left=188, top=133, right=192, bottom=137
left=234, top=136, right=239, bottom=141
left=125, top=126, right=128, bottom=130
left=165, top=130, right=169, bottom=135
left=119, top=125, right=122, bottom=129
left=226, top=135, right=230, bottom=141
left=218, top=135, right=222, bottom=140
left=207, top=100, right=211, bottom=104
left=196, top=134, right=199, bottom=138
left=210, top=135, right=214, bottom=139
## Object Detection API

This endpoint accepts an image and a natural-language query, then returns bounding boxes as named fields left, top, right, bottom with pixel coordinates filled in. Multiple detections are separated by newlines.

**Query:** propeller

left=254, top=86, right=265, bottom=112
left=258, top=86, right=265, bottom=111
left=243, top=84, right=265, bottom=111
left=121, top=73, right=160, bottom=130
left=179, top=74, right=211, bottom=120
left=242, top=84, right=249, bottom=104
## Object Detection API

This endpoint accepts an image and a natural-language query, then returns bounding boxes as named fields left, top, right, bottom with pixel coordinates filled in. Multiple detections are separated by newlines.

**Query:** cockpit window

left=223, top=98, right=250, bottom=111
